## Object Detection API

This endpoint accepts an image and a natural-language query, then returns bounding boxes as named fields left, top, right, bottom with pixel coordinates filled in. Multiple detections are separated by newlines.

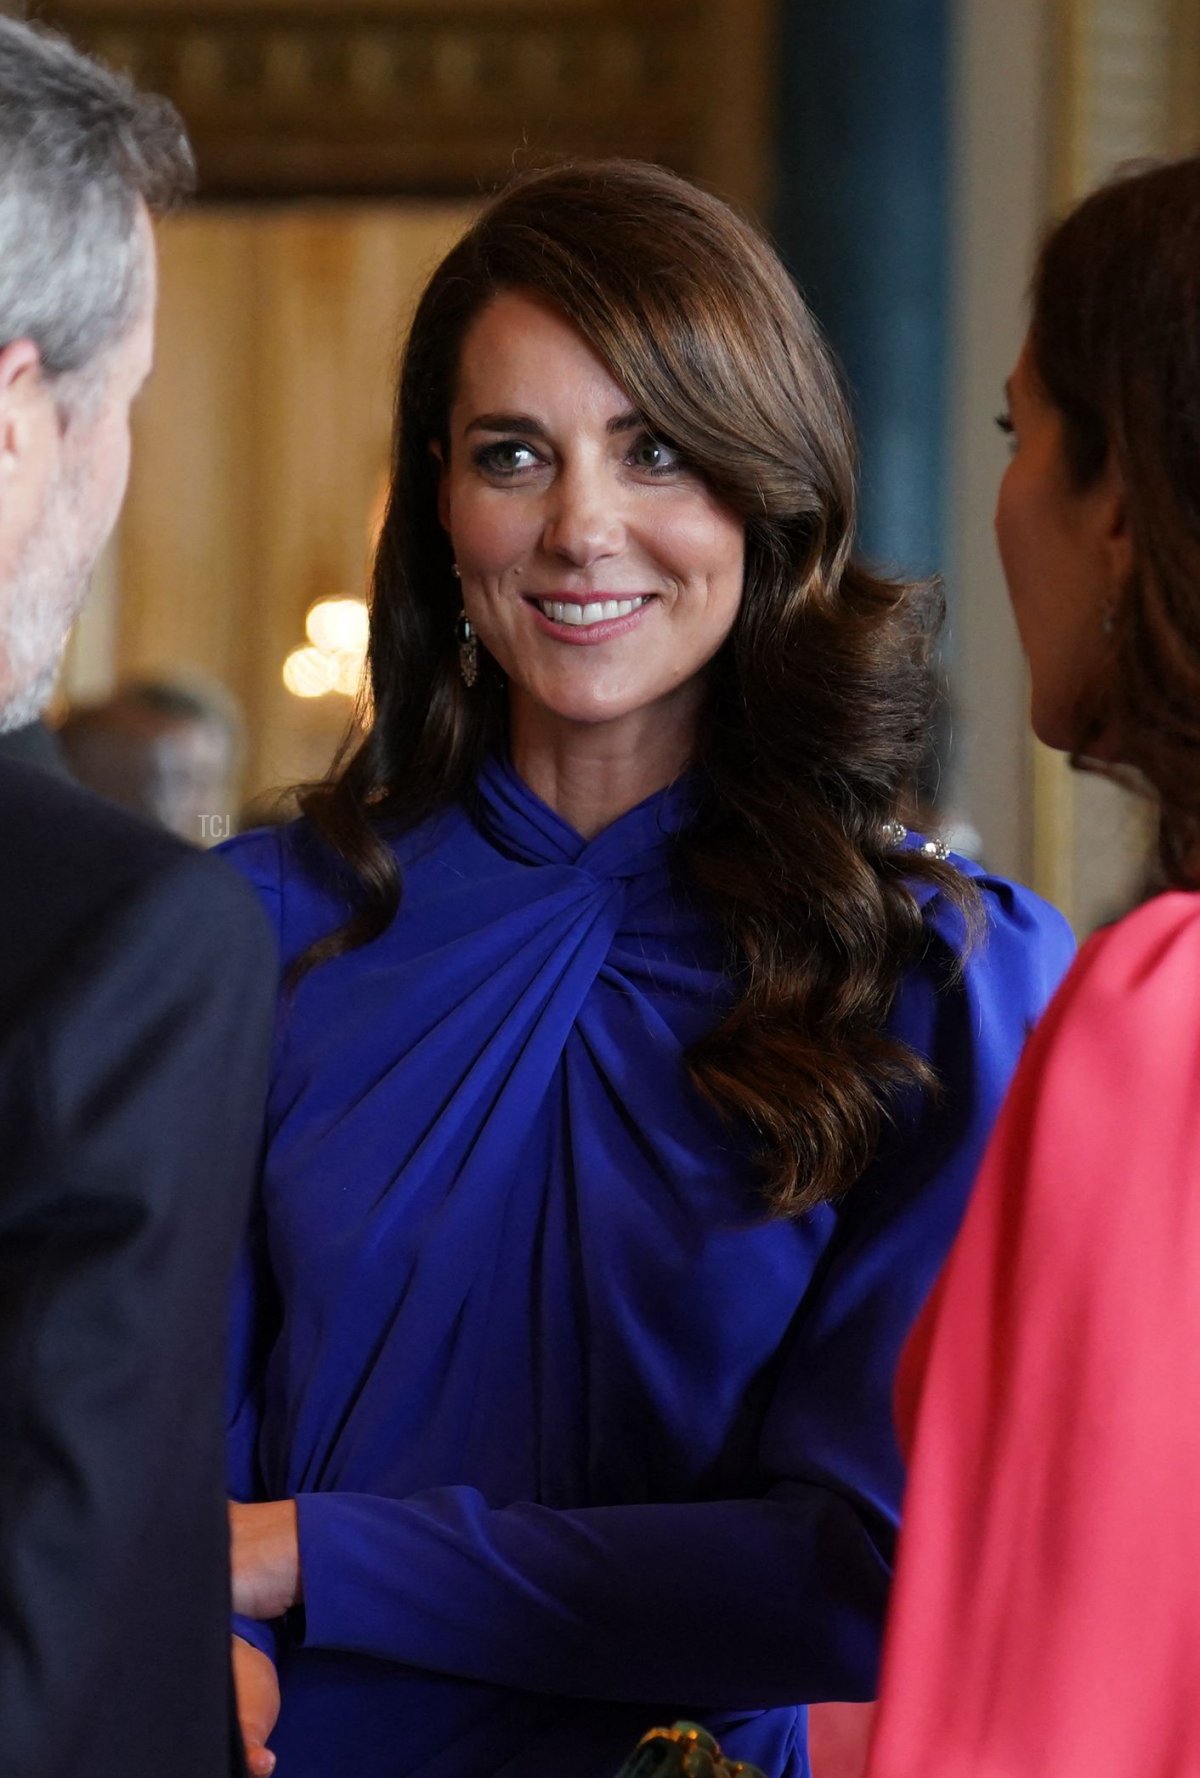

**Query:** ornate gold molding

left=34, top=1, right=715, bottom=198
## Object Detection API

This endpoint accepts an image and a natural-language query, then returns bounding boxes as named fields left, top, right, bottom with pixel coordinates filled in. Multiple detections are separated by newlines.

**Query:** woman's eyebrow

left=464, top=409, right=645, bottom=437
left=466, top=411, right=548, bottom=437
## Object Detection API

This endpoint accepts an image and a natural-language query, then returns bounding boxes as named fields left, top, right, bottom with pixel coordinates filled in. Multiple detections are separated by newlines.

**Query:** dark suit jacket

left=0, top=758, right=276, bottom=1778
left=0, top=721, right=68, bottom=778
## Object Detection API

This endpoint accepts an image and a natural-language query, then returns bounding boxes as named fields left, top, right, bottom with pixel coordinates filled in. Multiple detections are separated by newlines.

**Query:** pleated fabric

left=220, top=757, right=1074, bottom=1778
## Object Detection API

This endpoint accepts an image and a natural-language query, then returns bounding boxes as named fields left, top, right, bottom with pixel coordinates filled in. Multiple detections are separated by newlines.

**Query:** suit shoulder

left=0, top=762, right=273, bottom=1032
left=127, top=841, right=277, bottom=957
left=39, top=844, right=278, bottom=1049
left=0, top=756, right=184, bottom=897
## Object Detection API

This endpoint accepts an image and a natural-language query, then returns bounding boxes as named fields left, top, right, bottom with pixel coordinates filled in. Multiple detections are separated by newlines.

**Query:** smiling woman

left=437, top=287, right=746, bottom=825
left=216, top=160, right=1074, bottom=1778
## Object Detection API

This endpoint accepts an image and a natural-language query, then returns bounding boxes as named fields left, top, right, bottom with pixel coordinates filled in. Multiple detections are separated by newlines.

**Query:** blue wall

left=773, top=0, right=950, bottom=581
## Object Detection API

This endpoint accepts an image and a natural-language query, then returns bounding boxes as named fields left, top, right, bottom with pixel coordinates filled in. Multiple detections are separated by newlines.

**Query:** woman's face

left=994, top=341, right=1129, bottom=752
left=437, top=289, right=745, bottom=760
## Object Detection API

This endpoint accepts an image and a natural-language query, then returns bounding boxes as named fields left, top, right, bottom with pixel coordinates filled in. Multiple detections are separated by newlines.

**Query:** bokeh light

left=283, top=644, right=341, bottom=698
left=305, top=596, right=369, bottom=656
left=284, top=596, right=370, bottom=699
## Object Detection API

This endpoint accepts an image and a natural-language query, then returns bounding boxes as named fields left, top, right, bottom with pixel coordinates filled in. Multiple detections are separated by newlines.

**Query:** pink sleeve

left=866, top=893, right=1200, bottom=1778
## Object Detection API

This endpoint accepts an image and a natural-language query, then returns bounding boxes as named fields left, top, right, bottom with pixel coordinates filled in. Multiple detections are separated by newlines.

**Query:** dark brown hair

left=1029, top=154, right=1200, bottom=887
left=299, top=158, right=973, bottom=1216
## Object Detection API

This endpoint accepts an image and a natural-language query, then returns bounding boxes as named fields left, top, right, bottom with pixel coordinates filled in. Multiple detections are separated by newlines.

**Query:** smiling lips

left=533, top=596, right=649, bottom=628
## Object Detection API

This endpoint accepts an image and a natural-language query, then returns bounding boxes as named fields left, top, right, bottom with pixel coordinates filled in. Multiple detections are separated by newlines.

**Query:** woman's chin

left=510, top=678, right=662, bottom=733
left=1029, top=712, right=1072, bottom=754
left=1030, top=699, right=1119, bottom=763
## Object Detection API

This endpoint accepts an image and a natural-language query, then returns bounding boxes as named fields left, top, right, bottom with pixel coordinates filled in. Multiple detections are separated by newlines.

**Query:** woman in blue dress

left=222, top=159, right=1072, bottom=1778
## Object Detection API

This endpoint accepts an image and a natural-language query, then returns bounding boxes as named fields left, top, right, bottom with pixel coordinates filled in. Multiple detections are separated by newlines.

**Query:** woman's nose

left=541, top=464, right=625, bottom=567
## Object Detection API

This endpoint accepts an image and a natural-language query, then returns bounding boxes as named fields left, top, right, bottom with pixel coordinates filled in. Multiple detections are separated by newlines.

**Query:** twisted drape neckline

left=472, top=753, right=696, bottom=881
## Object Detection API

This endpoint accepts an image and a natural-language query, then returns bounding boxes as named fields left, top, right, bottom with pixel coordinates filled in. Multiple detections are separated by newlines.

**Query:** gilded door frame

left=29, top=0, right=780, bottom=218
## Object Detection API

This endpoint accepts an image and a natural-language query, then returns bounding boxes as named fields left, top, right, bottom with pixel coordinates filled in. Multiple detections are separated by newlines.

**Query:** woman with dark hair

left=866, top=155, right=1200, bottom=1778
left=219, top=159, right=1071, bottom=1778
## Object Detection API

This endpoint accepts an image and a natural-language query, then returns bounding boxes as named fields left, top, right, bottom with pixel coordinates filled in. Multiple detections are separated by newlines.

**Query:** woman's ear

left=429, top=440, right=450, bottom=534
left=1097, top=451, right=1134, bottom=597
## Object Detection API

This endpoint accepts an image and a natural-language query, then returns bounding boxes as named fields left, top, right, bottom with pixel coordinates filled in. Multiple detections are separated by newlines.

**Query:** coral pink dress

left=866, top=892, right=1200, bottom=1778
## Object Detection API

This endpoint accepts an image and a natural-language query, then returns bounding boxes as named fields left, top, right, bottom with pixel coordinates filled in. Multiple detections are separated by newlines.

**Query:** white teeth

left=537, top=597, right=646, bottom=627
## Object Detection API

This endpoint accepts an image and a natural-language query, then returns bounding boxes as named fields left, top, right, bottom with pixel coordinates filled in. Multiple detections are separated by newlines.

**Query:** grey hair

left=0, top=15, right=194, bottom=384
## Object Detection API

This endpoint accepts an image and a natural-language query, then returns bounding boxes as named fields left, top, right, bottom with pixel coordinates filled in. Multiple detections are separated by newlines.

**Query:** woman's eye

left=994, top=411, right=1016, bottom=449
left=629, top=434, right=682, bottom=474
left=475, top=440, right=541, bottom=475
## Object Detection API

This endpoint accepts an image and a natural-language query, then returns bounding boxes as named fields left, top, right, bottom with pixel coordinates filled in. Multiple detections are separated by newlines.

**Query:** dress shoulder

left=912, top=846, right=1076, bottom=1006
left=1054, top=886, right=1200, bottom=1013
left=217, top=819, right=402, bottom=969
left=216, top=826, right=285, bottom=920
left=1004, top=889, right=1200, bottom=1190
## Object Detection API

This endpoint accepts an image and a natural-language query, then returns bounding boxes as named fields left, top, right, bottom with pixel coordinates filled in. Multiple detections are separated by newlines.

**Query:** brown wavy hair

left=298, top=158, right=974, bottom=1216
left=1029, top=154, right=1200, bottom=887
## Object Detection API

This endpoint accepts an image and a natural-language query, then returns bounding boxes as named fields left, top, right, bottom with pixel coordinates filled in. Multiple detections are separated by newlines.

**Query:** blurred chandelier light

left=306, top=596, right=370, bottom=656
left=283, top=596, right=369, bottom=699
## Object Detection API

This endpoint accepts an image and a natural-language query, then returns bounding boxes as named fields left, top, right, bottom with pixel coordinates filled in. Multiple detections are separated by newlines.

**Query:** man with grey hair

left=0, top=18, right=275, bottom=1778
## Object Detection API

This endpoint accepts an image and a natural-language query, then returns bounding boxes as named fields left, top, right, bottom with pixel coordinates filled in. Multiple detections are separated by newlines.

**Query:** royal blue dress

left=220, top=756, right=1073, bottom=1778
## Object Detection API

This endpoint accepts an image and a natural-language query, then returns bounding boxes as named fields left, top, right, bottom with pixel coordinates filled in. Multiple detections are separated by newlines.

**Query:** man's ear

left=430, top=439, right=451, bottom=533
left=0, top=340, right=49, bottom=480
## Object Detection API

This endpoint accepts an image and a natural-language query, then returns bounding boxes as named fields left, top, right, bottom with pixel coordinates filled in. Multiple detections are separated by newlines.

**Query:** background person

left=0, top=19, right=276, bottom=1778
left=865, top=154, right=1200, bottom=1778
left=59, top=675, right=242, bottom=841
left=220, top=160, right=1073, bottom=1778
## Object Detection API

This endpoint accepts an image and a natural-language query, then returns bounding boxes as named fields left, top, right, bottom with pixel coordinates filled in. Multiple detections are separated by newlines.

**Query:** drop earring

left=456, top=609, right=478, bottom=687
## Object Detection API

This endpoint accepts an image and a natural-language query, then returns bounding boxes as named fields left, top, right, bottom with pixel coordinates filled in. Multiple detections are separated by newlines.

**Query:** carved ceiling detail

left=34, top=3, right=704, bottom=196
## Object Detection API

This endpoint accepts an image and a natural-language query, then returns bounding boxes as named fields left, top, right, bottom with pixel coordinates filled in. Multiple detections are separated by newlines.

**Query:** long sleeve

left=296, top=1484, right=886, bottom=1706
left=286, top=878, right=1074, bottom=1706
left=0, top=850, right=276, bottom=1778
left=866, top=892, right=1200, bottom=1778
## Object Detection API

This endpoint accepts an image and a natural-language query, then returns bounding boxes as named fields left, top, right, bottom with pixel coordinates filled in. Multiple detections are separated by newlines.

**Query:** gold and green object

left=615, top=1722, right=767, bottom=1778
